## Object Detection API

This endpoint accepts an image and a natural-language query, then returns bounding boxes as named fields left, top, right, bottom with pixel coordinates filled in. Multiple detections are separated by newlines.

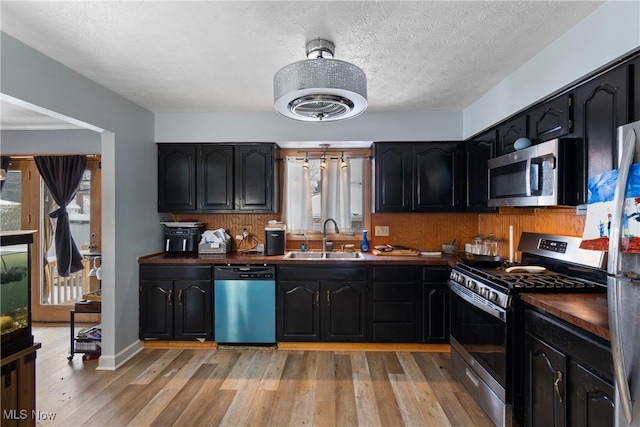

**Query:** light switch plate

left=375, top=226, right=389, bottom=236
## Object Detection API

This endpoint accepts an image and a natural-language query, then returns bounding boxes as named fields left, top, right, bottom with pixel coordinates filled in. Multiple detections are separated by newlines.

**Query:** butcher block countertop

left=521, top=293, right=610, bottom=342
left=138, top=251, right=459, bottom=266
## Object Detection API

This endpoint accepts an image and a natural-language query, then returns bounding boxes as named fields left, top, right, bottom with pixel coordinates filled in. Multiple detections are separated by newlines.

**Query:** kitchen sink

left=282, top=251, right=365, bottom=260
left=282, top=251, right=325, bottom=259
left=323, top=251, right=365, bottom=259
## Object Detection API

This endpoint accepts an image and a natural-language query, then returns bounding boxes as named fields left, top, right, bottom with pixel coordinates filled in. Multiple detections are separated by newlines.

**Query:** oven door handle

left=448, top=281, right=506, bottom=321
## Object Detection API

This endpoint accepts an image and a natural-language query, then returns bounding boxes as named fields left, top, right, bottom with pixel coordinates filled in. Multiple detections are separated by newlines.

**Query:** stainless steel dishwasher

left=214, top=266, right=276, bottom=344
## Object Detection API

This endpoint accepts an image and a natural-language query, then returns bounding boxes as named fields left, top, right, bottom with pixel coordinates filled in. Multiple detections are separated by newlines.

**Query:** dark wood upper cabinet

left=497, top=115, right=528, bottom=155
left=374, top=143, right=413, bottom=212
left=573, top=64, right=629, bottom=204
left=466, top=130, right=497, bottom=212
left=158, top=143, right=278, bottom=213
left=529, top=92, right=574, bottom=143
left=413, top=143, right=464, bottom=211
left=197, top=145, right=233, bottom=210
left=158, top=144, right=197, bottom=211
left=235, top=144, right=275, bottom=211
left=632, top=56, right=640, bottom=122
left=374, top=142, right=464, bottom=213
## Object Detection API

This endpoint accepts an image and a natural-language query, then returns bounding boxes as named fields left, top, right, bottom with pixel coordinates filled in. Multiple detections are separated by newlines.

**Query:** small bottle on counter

left=360, top=230, right=370, bottom=252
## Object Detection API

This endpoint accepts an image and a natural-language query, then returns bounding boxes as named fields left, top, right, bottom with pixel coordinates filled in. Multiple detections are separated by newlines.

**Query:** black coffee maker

left=163, top=223, right=205, bottom=253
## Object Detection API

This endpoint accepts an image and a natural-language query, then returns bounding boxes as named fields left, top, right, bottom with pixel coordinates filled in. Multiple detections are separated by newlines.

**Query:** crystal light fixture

left=274, top=39, right=367, bottom=122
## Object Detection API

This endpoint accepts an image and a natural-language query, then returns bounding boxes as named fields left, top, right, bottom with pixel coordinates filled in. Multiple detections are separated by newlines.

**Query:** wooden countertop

left=138, top=251, right=459, bottom=267
left=521, top=293, right=610, bottom=341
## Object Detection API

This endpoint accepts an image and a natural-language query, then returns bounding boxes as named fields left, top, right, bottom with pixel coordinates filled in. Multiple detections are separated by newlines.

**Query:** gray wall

left=1, top=32, right=158, bottom=369
left=156, top=110, right=463, bottom=143
left=1, top=129, right=101, bottom=154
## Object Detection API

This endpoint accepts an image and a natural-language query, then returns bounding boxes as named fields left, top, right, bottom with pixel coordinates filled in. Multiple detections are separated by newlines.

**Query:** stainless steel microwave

left=487, top=138, right=575, bottom=207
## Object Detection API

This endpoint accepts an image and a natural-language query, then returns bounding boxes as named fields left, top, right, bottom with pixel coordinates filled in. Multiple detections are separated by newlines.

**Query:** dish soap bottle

left=360, top=230, right=370, bottom=252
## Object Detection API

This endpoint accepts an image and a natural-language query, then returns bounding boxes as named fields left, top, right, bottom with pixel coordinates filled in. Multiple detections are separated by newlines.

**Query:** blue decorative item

left=514, top=137, right=532, bottom=150
left=360, top=230, right=370, bottom=252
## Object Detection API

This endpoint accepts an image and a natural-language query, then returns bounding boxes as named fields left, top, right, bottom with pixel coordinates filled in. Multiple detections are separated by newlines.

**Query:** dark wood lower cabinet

left=568, top=360, right=615, bottom=427
left=526, top=332, right=567, bottom=427
left=422, top=267, right=449, bottom=343
left=369, top=266, right=419, bottom=342
left=279, top=264, right=449, bottom=343
left=524, top=307, right=614, bottom=427
left=277, top=266, right=366, bottom=342
left=139, top=265, right=213, bottom=341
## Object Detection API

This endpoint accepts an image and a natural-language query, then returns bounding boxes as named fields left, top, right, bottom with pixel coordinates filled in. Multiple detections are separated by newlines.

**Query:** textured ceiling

left=0, top=1, right=604, bottom=127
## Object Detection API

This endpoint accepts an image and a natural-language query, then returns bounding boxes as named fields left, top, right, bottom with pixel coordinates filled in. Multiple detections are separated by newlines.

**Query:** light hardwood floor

left=33, top=326, right=493, bottom=426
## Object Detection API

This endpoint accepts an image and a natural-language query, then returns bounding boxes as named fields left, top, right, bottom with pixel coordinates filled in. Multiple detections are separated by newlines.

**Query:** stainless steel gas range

left=448, top=233, right=607, bottom=427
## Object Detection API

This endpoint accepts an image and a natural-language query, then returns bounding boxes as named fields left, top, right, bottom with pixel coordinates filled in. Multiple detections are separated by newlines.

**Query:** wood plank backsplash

left=478, top=207, right=586, bottom=261
left=174, top=207, right=585, bottom=257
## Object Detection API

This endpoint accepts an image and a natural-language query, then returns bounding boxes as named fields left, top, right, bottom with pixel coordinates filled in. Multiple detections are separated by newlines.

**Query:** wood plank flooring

left=32, top=326, right=493, bottom=426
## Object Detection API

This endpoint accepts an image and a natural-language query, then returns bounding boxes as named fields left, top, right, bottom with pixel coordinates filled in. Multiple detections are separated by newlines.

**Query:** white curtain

left=321, top=158, right=351, bottom=231
left=284, top=157, right=313, bottom=232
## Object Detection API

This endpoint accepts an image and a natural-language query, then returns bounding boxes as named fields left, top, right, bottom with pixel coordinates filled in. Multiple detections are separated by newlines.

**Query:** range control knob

left=479, top=287, right=488, bottom=297
left=466, top=279, right=476, bottom=290
left=488, top=291, right=498, bottom=302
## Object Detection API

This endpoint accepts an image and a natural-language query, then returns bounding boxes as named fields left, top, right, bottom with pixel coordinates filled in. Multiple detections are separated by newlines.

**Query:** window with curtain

left=284, top=155, right=364, bottom=234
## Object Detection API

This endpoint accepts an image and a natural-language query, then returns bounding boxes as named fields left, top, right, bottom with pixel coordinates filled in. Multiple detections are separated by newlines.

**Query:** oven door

left=448, top=280, right=508, bottom=396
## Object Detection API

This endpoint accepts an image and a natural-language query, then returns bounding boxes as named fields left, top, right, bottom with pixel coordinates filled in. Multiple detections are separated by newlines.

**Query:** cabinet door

left=140, top=281, right=174, bottom=340
left=633, top=56, right=640, bottom=123
left=197, top=145, right=234, bottom=211
left=374, top=143, right=412, bottom=212
left=497, top=115, right=528, bottom=155
left=322, top=281, right=366, bottom=342
left=574, top=65, right=629, bottom=204
left=277, top=281, right=320, bottom=341
left=529, top=93, right=573, bottom=143
left=526, top=333, right=567, bottom=427
left=158, top=144, right=196, bottom=212
left=413, top=142, right=464, bottom=211
left=568, top=361, right=615, bottom=427
left=174, top=280, right=213, bottom=340
left=466, top=132, right=497, bottom=212
left=235, top=144, right=274, bottom=211
left=422, top=267, right=449, bottom=343
left=422, top=281, right=448, bottom=343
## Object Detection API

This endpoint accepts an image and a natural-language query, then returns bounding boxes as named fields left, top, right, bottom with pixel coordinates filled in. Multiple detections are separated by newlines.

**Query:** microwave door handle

left=166, top=239, right=170, bottom=252
left=525, top=158, right=532, bottom=196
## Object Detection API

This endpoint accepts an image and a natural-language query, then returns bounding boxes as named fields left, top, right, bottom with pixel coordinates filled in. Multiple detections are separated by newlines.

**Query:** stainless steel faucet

left=322, top=218, right=339, bottom=252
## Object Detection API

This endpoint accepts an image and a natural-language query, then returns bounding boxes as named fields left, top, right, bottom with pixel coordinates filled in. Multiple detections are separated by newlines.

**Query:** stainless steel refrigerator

left=609, top=119, right=640, bottom=426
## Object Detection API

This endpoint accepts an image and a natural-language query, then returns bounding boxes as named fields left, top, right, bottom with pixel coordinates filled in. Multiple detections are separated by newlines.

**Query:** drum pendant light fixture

left=274, top=39, right=367, bottom=122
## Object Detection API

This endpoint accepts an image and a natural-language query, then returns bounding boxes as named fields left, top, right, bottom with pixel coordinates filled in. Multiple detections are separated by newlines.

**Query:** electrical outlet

left=375, top=226, right=389, bottom=236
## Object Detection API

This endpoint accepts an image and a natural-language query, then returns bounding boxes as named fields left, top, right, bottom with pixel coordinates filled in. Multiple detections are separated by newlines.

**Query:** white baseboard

left=96, top=339, right=144, bottom=370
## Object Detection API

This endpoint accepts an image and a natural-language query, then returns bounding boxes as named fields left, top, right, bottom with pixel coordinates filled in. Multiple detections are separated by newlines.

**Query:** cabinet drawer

left=370, top=323, right=416, bottom=342
left=140, top=265, right=212, bottom=281
left=277, top=266, right=366, bottom=281
left=371, top=266, right=415, bottom=281
left=422, top=267, right=450, bottom=282
left=372, top=302, right=415, bottom=321
left=371, top=282, right=415, bottom=301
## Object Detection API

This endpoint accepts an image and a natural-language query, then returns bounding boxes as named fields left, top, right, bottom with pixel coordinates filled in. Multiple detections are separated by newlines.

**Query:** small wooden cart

left=68, top=291, right=101, bottom=361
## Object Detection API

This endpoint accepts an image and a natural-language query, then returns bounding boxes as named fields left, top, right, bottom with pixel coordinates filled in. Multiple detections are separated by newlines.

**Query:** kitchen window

left=283, top=151, right=368, bottom=235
